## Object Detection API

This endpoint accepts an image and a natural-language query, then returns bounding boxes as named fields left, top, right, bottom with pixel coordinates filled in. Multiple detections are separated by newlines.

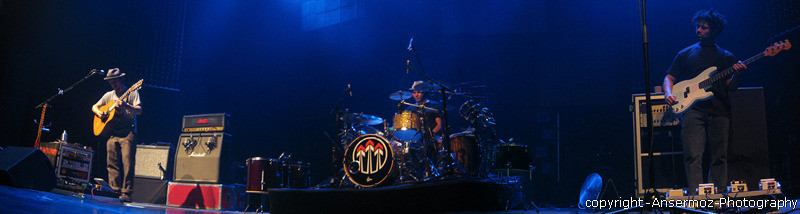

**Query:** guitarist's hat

left=409, top=80, right=439, bottom=92
left=103, top=68, right=126, bottom=80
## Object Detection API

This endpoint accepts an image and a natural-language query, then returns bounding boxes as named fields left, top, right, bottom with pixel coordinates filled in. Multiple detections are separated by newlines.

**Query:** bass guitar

left=93, top=79, right=143, bottom=136
left=670, top=40, right=791, bottom=113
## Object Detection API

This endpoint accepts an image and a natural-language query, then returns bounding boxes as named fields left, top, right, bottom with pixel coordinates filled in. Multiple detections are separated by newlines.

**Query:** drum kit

left=324, top=81, right=532, bottom=188
left=245, top=154, right=311, bottom=193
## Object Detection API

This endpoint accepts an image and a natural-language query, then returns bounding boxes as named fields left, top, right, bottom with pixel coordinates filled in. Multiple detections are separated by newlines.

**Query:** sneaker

left=119, top=193, right=131, bottom=202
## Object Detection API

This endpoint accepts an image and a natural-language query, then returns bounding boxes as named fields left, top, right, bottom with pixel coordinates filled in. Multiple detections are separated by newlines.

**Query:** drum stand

left=249, top=193, right=268, bottom=213
left=437, top=150, right=467, bottom=177
left=397, top=143, right=439, bottom=183
left=498, top=163, right=539, bottom=212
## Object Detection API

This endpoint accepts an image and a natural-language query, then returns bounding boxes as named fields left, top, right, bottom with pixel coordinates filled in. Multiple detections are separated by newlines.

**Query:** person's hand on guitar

left=665, top=94, right=678, bottom=106
left=663, top=74, right=678, bottom=106
left=732, top=61, right=747, bottom=72
left=114, top=100, right=131, bottom=109
left=94, top=111, right=108, bottom=120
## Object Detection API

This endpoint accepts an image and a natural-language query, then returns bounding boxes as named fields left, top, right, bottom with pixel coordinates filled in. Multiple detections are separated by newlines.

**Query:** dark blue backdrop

left=1, top=0, right=798, bottom=204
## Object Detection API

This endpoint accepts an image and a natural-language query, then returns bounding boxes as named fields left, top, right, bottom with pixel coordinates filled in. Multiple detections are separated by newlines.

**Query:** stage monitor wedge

left=0, top=146, right=57, bottom=191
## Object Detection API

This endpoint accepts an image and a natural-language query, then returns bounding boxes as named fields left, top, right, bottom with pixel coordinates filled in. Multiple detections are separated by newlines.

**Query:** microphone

left=93, top=69, right=106, bottom=75
left=347, top=84, right=352, bottom=96
left=407, top=37, right=414, bottom=51
left=406, top=59, right=411, bottom=74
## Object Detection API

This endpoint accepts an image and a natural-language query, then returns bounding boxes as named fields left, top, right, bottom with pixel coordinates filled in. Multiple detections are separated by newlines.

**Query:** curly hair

left=692, top=9, right=727, bottom=36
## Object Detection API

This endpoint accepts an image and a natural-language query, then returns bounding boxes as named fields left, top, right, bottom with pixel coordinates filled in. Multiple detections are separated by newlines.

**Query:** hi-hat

left=389, top=91, right=412, bottom=101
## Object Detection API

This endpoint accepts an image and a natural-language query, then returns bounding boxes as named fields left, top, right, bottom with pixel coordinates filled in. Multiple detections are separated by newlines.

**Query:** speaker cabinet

left=174, top=132, right=231, bottom=183
left=728, top=87, right=769, bottom=191
left=0, top=147, right=57, bottom=191
left=135, top=144, right=174, bottom=180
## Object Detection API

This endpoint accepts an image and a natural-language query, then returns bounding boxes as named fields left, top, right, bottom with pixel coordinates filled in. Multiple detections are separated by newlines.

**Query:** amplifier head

left=182, top=113, right=230, bottom=133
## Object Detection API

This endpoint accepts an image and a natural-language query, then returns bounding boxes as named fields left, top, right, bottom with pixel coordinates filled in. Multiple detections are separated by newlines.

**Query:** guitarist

left=91, top=68, right=142, bottom=201
left=662, top=9, right=746, bottom=194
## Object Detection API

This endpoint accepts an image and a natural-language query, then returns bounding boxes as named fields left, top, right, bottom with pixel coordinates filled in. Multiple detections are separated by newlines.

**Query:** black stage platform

left=3, top=183, right=799, bottom=214
left=268, top=178, right=505, bottom=214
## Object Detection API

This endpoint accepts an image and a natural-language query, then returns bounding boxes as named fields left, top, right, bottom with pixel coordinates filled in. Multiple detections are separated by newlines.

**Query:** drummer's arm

left=433, top=117, right=442, bottom=134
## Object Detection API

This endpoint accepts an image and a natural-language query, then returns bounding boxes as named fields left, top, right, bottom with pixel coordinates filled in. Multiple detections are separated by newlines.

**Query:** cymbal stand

left=323, top=84, right=352, bottom=188
left=408, top=118, right=442, bottom=182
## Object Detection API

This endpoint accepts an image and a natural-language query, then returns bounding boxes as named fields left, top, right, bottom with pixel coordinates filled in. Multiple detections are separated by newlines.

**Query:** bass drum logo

left=344, top=134, right=396, bottom=187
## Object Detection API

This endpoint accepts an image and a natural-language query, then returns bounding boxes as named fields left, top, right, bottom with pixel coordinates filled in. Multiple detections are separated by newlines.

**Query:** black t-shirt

left=404, top=100, right=442, bottom=134
left=667, top=41, right=738, bottom=117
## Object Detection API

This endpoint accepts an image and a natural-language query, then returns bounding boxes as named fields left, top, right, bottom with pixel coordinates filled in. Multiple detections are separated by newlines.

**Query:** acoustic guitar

left=93, top=79, right=143, bottom=136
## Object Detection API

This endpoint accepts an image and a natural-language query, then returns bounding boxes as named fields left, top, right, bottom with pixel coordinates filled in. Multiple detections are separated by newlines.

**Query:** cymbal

left=358, top=113, right=384, bottom=125
left=400, top=100, right=455, bottom=111
left=342, top=113, right=384, bottom=126
left=389, top=91, right=412, bottom=101
left=410, top=82, right=442, bottom=92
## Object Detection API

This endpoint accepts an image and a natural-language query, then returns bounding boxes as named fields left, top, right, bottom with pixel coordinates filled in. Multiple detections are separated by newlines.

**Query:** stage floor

left=0, top=184, right=580, bottom=214
left=2, top=185, right=798, bottom=214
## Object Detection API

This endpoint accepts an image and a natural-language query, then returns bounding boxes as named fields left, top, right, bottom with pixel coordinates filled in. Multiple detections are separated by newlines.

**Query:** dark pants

left=682, top=108, right=729, bottom=194
left=107, top=131, right=136, bottom=194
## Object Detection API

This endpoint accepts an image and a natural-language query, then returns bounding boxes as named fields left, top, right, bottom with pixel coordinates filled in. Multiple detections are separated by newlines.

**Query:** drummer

left=406, top=81, right=444, bottom=149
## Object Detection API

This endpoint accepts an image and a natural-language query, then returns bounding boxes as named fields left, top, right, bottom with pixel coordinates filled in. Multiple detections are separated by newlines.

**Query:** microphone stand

left=326, top=85, right=352, bottom=187
left=32, top=69, right=103, bottom=148
left=610, top=2, right=707, bottom=213
left=329, top=84, right=351, bottom=116
left=406, top=41, right=462, bottom=175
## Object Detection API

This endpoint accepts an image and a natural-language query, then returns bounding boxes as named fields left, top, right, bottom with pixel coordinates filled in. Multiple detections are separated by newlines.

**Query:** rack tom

left=392, top=111, right=423, bottom=145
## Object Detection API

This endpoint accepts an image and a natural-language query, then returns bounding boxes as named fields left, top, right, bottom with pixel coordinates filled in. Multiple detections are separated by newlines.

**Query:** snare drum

left=392, top=111, right=423, bottom=145
left=449, top=133, right=479, bottom=174
left=343, top=134, right=401, bottom=187
left=246, top=157, right=282, bottom=193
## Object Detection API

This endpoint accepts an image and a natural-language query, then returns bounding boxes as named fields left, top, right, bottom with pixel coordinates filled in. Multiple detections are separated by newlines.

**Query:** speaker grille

left=135, top=144, right=174, bottom=179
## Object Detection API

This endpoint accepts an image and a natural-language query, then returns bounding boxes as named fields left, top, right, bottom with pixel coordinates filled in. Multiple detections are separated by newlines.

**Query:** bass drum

left=343, top=134, right=401, bottom=187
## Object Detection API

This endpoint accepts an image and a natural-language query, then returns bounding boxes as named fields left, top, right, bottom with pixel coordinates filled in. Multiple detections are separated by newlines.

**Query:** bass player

left=662, top=9, right=746, bottom=194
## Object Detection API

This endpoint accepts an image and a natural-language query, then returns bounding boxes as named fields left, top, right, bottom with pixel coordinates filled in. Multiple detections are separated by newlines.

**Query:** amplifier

left=174, top=132, right=232, bottom=183
left=38, top=142, right=94, bottom=183
left=182, top=113, right=230, bottom=133
left=632, top=93, right=681, bottom=127
left=135, top=144, right=175, bottom=180
left=167, top=182, right=245, bottom=210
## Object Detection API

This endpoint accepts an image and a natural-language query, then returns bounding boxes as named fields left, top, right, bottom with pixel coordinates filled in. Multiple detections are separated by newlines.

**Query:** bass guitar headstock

left=765, top=39, right=791, bottom=57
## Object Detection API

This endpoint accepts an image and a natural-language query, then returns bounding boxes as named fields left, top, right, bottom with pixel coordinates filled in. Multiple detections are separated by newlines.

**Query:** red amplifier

left=166, top=182, right=244, bottom=210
